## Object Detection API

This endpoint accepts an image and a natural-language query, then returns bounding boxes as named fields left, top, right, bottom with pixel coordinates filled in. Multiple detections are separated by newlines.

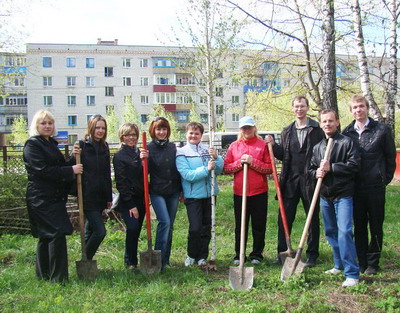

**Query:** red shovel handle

left=142, top=132, right=152, bottom=242
left=268, top=142, right=291, bottom=239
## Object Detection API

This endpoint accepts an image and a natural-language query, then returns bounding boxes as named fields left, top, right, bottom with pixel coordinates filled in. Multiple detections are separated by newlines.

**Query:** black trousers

left=85, top=210, right=106, bottom=260
left=185, top=197, right=212, bottom=261
left=276, top=189, right=320, bottom=260
left=36, top=235, right=68, bottom=283
left=353, top=186, right=386, bottom=269
left=234, top=192, right=268, bottom=261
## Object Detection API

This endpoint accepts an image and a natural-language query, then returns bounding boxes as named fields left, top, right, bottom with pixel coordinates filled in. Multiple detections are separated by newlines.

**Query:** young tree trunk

left=352, top=0, right=384, bottom=122
left=321, top=0, right=338, bottom=112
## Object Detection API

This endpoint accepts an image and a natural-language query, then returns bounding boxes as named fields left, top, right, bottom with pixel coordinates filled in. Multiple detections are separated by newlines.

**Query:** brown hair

left=319, top=109, right=339, bottom=121
left=349, top=94, right=369, bottom=110
left=292, top=95, right=309, bottom=107
left=84, top=114, right=108, bottom=145
left=118, top=123, right=139, bottom=144
left=186, top=122, right=204, bottom=134
left=149, top=117, right=171, bottom=139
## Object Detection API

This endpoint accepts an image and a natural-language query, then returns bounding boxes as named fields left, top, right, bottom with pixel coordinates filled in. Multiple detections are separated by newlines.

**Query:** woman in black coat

left=23, top=110, right=82, bottom=282
left=112, top=123, right=145, bottom=269
left=76, top=115, right=112, bottom=261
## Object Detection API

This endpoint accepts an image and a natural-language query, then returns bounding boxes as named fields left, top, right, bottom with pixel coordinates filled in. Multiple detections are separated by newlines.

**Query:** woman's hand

left=73, top=142, right=81, bottom=155
left=241, top=154, right=253, bottom=165
left=140, top=149, right=149, bottom=160
left=107, top=202, right=112, bottom=209
left=316, top=168, right=326, bottom=179
left=209, top=147, right=218, bottom=160
left=129, top=207, right=139, bottom=219
left=72, top=164, right=83, bottom=174
left=208, top=160, right=216, bottom=171
left=264, top=135, right=275, bottom=145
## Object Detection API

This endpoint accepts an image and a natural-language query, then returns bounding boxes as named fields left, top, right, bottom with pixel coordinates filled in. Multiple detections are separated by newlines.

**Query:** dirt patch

left=325, top=292, right=367, bottom=313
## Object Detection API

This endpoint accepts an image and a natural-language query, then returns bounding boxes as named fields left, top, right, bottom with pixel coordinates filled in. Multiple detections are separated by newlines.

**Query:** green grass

left=1, top=179, right=399, bottom=313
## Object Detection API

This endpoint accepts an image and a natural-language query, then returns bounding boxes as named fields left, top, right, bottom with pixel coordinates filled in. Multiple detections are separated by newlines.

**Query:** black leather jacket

left=342, top=118, right=396, bottom=189
left=113, top=144, right=144, bottom=211
left=273, top=118, right=324, bottom=200
left=79, top=138, right=112, bottom=211
left=309, top=132, right=360, bottom=201
left=148, top=140, right=181, bottom=196
left=24, top=136, right=75, bottom=209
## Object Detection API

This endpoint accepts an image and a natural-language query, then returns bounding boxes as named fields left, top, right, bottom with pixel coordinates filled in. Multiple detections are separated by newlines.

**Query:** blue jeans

left=320, top=196, right=359, bottom=279
left=150, top=193, right=180, bottom=267
left=85, top=210, right=106, bottom=260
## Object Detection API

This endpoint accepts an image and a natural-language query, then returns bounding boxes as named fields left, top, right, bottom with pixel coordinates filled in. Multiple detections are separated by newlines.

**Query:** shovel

left=139, top=132, right=162, bottom=274
left=267, top=142, right=295, bottom=262
left=281, top=138, right=333, bottom=281
left=75, top=152, right=98, bottom=280
left=229, top=163, right=254, bottom=290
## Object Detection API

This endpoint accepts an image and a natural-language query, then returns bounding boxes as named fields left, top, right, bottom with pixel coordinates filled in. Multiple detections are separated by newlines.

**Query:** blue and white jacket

left=176, top=142, right=223, bottom=199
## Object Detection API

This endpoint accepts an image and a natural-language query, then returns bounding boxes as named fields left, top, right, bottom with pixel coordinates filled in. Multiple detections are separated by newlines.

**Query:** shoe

left=251, top=259, right=261, bottom=265
left=197, top=259, right=207, bottom=266
left=272, top=257, right=282, bottom=265
left=324, top=268, right=342, bottom=275
left=304, top=258, right=317, bottom=268
left=364, top=266, right=378, bottom=275
left=126, top=265, right=137, bottom=270
left=359, top=266, right=366, bottom=274
left=184, top=257, right=195, bottom=267
left=342, top=278, right=359, bottom=288
left=233, top=259, right=240, bottom=265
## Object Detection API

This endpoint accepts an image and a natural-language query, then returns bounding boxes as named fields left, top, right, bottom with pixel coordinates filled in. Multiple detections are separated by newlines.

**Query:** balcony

left=243, top=86, right=281, bottom=93
left=0, top=105, right=27, bottom=115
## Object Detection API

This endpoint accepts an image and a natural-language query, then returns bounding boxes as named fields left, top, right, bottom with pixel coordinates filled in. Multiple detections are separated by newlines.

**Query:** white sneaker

left=342, top=278, right=359, bottom=288
left=197, top=259, right=207, bottom=266
left=233, top=259, right=240, bottom=265
left=251, top=259, right=261, bottom=265
left=184, top=257, right=195, bottom=267
left=324, top=268, right=342, bottom=275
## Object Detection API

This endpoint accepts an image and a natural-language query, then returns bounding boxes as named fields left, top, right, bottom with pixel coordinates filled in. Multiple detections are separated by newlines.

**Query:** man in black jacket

left=265, top=96, right=324, bottom=267
left=342, top=94, right=396, bottom=275
left=310, top=109, right=360, bottom=288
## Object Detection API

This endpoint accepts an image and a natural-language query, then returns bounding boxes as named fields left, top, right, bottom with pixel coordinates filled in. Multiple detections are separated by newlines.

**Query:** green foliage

left=105, top=106, right=120, bottom=144
left=10, top=115, right=28, bottom=146
left=145, top=104, right=182, bottom=141
left=121, top=97, right=141, bottom=127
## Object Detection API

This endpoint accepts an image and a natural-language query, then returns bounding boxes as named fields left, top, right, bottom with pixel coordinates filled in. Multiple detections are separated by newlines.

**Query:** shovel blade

left=76, top=259, right=98, bottom=281
left=229, top=266, right=254, bottom=290
left=139, top=249, right=162, bottom=275
left=280, top=257, right=306, bottom=281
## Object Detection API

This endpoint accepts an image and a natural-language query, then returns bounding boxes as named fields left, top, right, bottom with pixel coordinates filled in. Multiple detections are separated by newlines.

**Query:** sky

left=5, top=0, right=187, bottom=51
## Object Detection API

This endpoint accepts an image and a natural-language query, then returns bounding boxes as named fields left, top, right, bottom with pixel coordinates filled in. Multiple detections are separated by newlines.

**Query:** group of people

left=23, top=93, right=396, bottom=288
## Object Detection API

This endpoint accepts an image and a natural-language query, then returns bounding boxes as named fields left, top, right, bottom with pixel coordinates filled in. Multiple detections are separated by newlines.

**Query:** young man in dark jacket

left=265, top=96, right=324, bottom=267
left=342, top=94, right=396, bottom=275
left=310, top=109, right=360, bottom=288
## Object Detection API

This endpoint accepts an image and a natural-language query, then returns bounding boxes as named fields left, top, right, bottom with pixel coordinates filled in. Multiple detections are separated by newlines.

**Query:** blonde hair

left=118, top=123, right=139, bottom=143
left=237, top=126, right=261, bottom=141
left=29, top=110, right=57, bottom=137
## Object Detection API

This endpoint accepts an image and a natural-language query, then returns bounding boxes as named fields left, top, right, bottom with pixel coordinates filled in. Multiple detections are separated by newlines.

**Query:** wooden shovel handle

left=239, top=163, right=248, bottom=268
left=75, top=151, right=88, bottom=260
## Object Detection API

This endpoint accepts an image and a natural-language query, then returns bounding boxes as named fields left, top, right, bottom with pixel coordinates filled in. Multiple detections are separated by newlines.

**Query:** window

left=66, top=57, right=76, bottom=68
left=68, top=134, right=78, bottom=144
left=43, top=96, right=53, bottom=106
left=198, top=78, right=206, bottom=87
left=43, top=57, right=52, bottom=68
left=176, top=110, right=190, bottom=123
left=216, top=69, right=223, bottom=78
left=199, top=96, right=207, bottom=104
left=140, top=77, right=149, bottom=86
left=155, top=93, right=176, bottom=104
left=232, top=113, right=239, bottom=122
left=231, top=79, right=240, bottom=88
left=123, top=77, right=132, bottom=86
left=154, top=74, right=175, bottom=85
left=123, top=58, right=131, bottom=68
left=140, top=59, right=148, bottom=68
left=154, top=58, right=173, bottom=67
left=216, top=87, right=223, bottom=97
left=67, top=95, right=76, bottom=106
left=124, top=95, right=132, bottom=103
left=2, top=96, right=27, bottom=106
left=232, top=96, right=239, bottom=104
left=68, top=115, right=77, bottom=126
left=67, top=76, right=76, bottom=87
left=105, top=87, right=114, bottom=96
left=86, top=58, right=95, bottom=68
left=87, top=95, right=96, bottom=106
left=141, top=114, right=148, bottom=124
left=43, top=76, right=52, bottom=87
left=141, top=96, right=149, bottom=104
left=200, top=114, right=208, bottom=124
left=176, top=75, right=195, bottom=85
left=216, top=105, right=223, bottom=115
left=12, top=77, right=25, bottom=87
left=176, top=92, right=194, bottom=104
left=86, top=77, right=95, bottom=87
left=105, top=67, right=113, bottom=77
left=106, top=105, right=115, bottom=115
left=6, top=116, right=15, bottom=125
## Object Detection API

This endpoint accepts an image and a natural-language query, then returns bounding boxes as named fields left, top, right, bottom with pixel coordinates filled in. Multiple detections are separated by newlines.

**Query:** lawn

left=0, top=177, right=399, bottom=313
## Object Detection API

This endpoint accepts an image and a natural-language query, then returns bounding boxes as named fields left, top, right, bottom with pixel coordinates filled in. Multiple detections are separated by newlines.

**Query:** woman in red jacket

left=224, top=116, right=272, bottom=265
